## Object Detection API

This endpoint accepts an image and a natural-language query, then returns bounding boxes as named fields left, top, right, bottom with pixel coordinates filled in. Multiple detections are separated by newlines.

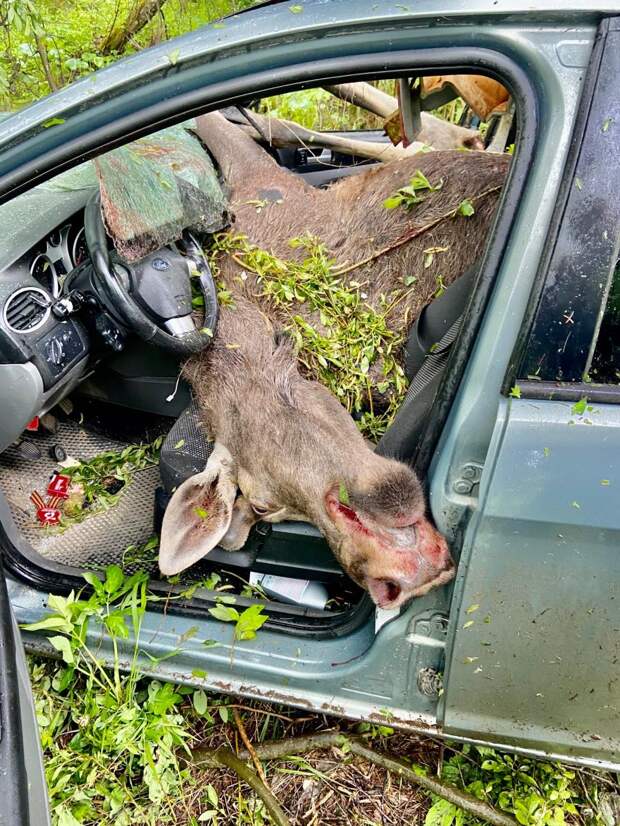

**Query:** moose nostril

left=385, top=580, right=401, bottom=602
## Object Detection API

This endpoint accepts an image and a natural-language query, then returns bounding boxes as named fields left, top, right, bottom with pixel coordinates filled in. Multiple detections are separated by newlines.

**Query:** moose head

left=158, top=309, right=455, bottom=609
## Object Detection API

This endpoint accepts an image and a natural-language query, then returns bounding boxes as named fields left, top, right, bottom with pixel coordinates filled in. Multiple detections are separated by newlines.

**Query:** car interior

left=0, top=74, right=515, bottom=638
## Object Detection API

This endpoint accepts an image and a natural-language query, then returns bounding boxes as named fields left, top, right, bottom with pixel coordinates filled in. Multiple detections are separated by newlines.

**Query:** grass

left=26, top=565, right=616, bottom=826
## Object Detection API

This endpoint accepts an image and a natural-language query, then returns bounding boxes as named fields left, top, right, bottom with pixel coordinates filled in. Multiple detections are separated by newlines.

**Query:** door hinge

left=452, top=461, right=483, bottom=497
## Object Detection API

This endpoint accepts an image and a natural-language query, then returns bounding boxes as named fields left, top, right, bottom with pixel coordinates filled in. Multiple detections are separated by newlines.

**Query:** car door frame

left=439, top=15, right=620, bottom=769
left=0, top=555, right=50, bottom=825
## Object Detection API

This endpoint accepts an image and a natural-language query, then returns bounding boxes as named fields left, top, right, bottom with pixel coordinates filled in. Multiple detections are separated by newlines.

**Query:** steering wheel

left=83, top=192, right=218, bottom=356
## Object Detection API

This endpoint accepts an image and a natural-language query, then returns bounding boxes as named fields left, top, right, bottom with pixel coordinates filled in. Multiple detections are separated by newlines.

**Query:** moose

left=158, top=108, right=510, bottom=610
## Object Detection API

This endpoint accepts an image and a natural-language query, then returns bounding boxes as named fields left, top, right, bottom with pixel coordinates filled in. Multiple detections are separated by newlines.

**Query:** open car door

left=0, top=556, right=50, bottom=826
left=440, top=18, right=620, bottom=767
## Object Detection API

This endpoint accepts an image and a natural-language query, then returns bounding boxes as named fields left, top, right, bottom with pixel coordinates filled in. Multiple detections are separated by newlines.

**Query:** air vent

left=4, top=287, right=51, bottom=333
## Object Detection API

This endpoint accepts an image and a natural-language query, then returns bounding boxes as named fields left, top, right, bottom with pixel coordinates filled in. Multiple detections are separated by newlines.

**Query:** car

left=0, top=1, right=619, bottom=821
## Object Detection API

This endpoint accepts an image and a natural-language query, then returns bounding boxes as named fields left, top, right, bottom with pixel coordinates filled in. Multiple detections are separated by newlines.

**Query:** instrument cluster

left=28, top=221, right=87, bottom=298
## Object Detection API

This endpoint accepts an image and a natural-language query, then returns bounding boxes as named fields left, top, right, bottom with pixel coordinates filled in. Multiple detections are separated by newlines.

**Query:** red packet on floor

left=47, top=473, right=71, bottom=499
left=36, top=507, right=61, bottom=526
left=30, top=491, right=62, bottom=526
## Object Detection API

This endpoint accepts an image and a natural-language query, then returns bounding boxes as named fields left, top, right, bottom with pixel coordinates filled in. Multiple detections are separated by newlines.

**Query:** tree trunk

left=102, top=0, right=169, bottom=55
left=232, top=108, right=425, bottom=162
left=34, top=34, right=58, bottom=93
left=324, top=82, right=397, bottom=119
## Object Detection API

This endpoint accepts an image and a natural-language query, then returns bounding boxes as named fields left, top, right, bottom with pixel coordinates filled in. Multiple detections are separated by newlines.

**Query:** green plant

left=383, top=169, right=444, bottom=210
left=56, top=438, right=162, bottom=530
left=258, top=86, right=383, bottom=131
left=208, top=601, right=269, bottom=641
left=210, top=232, right=409, bottom=439
left=24, top=566, right=195, bottom=825
left=422, top=745, right=591, bottom=826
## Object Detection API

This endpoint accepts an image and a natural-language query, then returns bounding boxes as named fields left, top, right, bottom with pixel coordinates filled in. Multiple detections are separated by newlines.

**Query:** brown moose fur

left=161, top=111, right=509, bottom=606
left=192, top=111, right=509, bottom=343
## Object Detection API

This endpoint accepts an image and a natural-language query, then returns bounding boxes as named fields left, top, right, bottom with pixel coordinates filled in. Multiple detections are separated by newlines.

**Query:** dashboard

left=0, top=190, right=95, bottom=452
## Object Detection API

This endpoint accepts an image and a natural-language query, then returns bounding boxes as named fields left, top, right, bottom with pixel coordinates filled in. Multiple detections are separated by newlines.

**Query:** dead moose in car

left=157, top=106, right=510, bottom=610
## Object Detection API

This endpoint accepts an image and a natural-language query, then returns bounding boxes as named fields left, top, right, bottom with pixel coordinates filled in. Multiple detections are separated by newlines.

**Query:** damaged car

left=0, top=1, right=619, bottom=822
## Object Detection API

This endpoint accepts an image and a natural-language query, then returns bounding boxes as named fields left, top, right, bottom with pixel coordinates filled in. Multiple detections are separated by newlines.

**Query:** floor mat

left=0, top=419, right=159, bottom=571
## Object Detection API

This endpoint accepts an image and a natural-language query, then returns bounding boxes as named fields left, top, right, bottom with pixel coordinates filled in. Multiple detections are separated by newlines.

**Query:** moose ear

left=158, top=444, right=237, bottom=576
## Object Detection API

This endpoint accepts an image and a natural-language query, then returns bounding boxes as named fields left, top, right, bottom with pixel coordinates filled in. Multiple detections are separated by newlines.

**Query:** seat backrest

left=377, top=264, right=478, bottom=461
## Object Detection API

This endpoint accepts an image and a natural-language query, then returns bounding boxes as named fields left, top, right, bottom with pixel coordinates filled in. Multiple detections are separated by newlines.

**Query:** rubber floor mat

left=0, top=419, right=159, bottom=571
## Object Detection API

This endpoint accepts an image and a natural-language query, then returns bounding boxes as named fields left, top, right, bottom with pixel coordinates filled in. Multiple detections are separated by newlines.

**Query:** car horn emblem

left=152, top=257, right=170, bottom=271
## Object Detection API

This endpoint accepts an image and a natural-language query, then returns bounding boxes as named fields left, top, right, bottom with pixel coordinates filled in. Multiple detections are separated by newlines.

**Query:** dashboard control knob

left=45, top=337, right=64, bottom=366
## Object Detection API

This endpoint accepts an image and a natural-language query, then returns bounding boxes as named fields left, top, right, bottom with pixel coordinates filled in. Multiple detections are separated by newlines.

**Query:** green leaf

left=192, top=669, right=207, bottom=678
left=22, top=615, right=72, bottom=634
left=208, top=604, right=239, bottom=623
left=410, top=169, right=442, bottom=192
left=82, top=571, right=104, bottom=593
left=57, top=808, right=82, bottom=826
left=104, top=564, right=124, bottom=594
left=338, top=481, right=350, bottom=505
left=218, top=706, right=229, bottom=723
left=178, top=625, right=199, bottom=643
left=48, top=635, right=74, bottom=665
left=571, top=396, right=588, bottom=415
left=104, top=612, right=129, bottom=639
left=234, top=604, right=268, bottom=641
left=383, top=195, right=402, bottom=209
left=457, top=199, right=475, bottom=217
left=509, top=385, right=521, bottom=399
left=42, top=117, right=65, bottom=128
left=193, top=689, right=208, bottom=716
left=206, top=784, right=219, bottom=807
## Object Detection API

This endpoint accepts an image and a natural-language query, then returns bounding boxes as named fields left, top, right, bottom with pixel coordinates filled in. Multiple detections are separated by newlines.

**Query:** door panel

left=442, top=17, right=620, bottom=767
left=443, top=398, right=620, bottom=765
left=0, top=556, right=49, bottom=825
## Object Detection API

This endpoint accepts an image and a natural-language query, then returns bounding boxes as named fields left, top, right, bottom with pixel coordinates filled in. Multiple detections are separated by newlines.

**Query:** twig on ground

left=233, top=706, right=268, bottom=785
left=194, top=746, right=291, bottom=826
left=189, top=730, right=518, bottom=826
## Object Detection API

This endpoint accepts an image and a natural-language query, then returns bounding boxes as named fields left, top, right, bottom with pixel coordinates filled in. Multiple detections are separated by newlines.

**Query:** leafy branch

left=211, top=232, right=408, bottom=438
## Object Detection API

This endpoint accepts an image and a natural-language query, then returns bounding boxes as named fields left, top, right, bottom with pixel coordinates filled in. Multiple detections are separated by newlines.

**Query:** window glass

left=590, top=257, right=620, bottom=384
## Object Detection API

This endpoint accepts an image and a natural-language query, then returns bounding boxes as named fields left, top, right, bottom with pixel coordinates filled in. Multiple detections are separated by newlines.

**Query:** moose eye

left=250, top=503, right=272, bottom=517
